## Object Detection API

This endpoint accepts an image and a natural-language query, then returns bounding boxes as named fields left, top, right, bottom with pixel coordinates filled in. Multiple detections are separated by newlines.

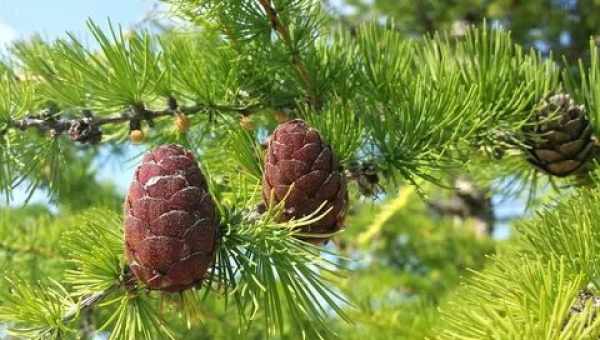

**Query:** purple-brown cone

left=124, top=144, right=217, bottom=292
left=263, top=119, right=347, bottom=244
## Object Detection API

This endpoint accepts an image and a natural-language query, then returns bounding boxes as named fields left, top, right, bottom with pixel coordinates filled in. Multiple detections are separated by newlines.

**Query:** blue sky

left=0, top=0, right=157, bottom=45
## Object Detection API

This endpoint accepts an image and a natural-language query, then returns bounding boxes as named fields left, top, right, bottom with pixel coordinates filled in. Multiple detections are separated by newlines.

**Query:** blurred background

left=1, top=0, right=600, bottom=339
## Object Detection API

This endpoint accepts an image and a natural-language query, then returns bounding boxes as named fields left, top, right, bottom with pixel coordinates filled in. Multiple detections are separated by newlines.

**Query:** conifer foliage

left=2, top=0, right=600, bottom=339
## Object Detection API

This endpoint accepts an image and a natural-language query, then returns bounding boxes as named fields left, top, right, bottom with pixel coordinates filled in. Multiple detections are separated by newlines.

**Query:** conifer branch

left=62, top=265, right=136, bottom=327
left=62, top=284, right=117, bottom=325
left=257, top=0, right=319, bottom=108
left=6, top=100, right=257, bottom=142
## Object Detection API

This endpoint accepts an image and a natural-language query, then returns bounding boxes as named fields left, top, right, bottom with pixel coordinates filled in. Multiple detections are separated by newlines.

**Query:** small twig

left=62, top=267, right=136, bottom=325
left=62, top=285, right=117, bottom=324
left=8, top=101, right=257, bottom=142
left=257, top=0, right=320, bottom=108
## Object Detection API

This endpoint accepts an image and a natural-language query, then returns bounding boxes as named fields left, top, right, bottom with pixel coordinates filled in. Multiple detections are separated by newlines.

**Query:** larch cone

left=124, top=144, right=217, bottom=292
left=263, top=119, right=348, bottom=244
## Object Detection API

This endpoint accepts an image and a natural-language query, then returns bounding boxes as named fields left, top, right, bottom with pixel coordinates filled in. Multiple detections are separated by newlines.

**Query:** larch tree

left=1, top=1, right=600, bottom=339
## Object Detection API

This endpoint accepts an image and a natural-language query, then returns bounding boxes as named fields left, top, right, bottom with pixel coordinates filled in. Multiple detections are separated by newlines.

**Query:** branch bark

left=6, top=100, right=256, bottom=144
left=62, top=285, right=117, bottom=325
